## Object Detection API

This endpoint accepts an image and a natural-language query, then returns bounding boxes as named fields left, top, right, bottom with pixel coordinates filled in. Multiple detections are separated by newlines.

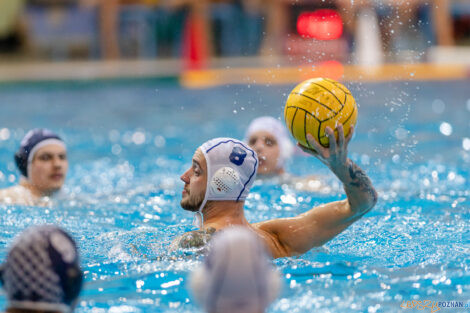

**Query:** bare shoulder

left=172, top=227, right=217, bottom=250
left=250, top=221, right=291, bottom=258
left=0, top=185, right=35, bottom=205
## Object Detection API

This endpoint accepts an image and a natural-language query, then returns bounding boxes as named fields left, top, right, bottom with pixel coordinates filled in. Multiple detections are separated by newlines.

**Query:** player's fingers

left=345, top=125, right=354, bottom=145
left=306, top=133, right=325, bottom=155
left=337, top=124, right=345, bottom=148
left=326, top=127, right=337, bottom=154
left=297, top=141, right=316, bottom=154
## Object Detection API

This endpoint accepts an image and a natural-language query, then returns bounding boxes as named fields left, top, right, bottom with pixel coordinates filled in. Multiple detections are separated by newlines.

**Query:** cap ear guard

left=209, top=167, right=242, bottom=196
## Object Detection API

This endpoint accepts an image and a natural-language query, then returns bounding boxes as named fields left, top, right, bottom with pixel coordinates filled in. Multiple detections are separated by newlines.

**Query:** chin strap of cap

left=193, top=211, right=204, bottom=228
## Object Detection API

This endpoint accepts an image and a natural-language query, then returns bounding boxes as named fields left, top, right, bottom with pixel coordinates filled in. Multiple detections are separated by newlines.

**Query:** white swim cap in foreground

left=190, top=226, right=280, bottom=313
left=197, top=138, right=258, bottom=214
left=245, top=116, right=294, bottom=169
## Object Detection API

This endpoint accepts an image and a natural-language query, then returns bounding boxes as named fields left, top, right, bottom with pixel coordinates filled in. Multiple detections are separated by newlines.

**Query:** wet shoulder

left=251, top=222, right=290, bottom=259
left=177, top=227, right=217, bottom=249
left=0, top=185, right=35, bottom=205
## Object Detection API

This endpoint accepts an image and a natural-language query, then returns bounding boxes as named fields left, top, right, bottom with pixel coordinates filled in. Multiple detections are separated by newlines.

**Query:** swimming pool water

left=0, top=79, right=469, bottom=312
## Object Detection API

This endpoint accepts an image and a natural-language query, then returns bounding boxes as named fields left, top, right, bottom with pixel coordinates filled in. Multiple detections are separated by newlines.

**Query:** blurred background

left=1, top=2, right=469, bottom=312
left=0, top=0, right=469, bottom=82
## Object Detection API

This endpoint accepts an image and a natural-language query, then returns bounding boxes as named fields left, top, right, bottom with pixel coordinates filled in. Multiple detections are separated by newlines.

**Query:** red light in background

left=297, top=9, right=343, bottom=40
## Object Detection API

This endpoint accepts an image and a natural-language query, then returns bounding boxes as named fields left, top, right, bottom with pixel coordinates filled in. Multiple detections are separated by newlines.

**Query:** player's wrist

left=330, top=158, right=352, bottom=181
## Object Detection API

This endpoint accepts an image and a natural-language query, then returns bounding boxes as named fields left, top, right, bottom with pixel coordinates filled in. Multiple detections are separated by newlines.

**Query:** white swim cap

left=197, top=138, right=258, bottom=215
left=190, top=226, right=280, bottom=313
left=245, top=116, right=294, bottom=169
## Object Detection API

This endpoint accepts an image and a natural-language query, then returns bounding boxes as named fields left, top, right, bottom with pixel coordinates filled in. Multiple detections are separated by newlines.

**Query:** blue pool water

left=0, top=79, right=469, bottom=312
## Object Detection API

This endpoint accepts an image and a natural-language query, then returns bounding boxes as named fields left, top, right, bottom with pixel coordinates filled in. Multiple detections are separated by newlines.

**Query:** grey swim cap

left=190, top=226, right=280, bottom=313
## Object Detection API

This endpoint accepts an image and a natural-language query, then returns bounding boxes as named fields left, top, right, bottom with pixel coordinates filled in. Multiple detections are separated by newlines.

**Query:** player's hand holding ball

left=284, top=77, right=357, bottom=176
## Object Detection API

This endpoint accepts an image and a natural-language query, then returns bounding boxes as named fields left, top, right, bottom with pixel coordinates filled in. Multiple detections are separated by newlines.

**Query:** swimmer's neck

left=201, top=201, right=249, bottom=230
left=19, top=180, right=58, bottom=198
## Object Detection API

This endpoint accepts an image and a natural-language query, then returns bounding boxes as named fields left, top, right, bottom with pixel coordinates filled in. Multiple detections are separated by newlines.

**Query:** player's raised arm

left=303, top=125, right=378, bottom=216
left=255, top=124, right=377, bottom=257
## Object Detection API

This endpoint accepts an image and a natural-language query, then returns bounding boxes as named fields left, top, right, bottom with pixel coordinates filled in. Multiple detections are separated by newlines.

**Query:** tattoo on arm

left=347, top=161, right=378, bottom=204
left=179, top=227, right=217, bottom=249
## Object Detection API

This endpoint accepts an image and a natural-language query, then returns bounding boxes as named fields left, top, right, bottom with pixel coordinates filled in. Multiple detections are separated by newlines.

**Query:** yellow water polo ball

left=284, top=77, right=357, bottom=148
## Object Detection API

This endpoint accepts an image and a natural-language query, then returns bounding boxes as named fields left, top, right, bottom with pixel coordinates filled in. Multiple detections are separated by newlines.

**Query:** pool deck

left=0, top=56, right=469, bottom=88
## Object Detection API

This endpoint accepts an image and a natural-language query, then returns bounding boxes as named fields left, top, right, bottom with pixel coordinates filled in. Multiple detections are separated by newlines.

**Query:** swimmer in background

left=0, top=225, right=83, bottom=313
left=176, top=125, right=378, bottom=258
left=0, top=129, right=68, bottom=206
left=190, top=226, right=280, bottom=313
left=245, top=116, right=328, bottom=192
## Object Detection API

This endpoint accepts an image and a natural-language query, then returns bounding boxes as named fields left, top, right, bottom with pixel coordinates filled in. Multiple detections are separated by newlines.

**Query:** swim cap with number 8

left=284, top=77, right=357, bottom=148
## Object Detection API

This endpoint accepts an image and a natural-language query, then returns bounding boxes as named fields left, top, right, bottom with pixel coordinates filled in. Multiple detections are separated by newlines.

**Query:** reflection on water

left=0, top=80, right=469, bottom=312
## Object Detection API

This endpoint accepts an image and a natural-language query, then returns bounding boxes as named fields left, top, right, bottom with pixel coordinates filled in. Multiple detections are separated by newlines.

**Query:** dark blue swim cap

left=14, top=129, right=64, bottom=178
left=0, top=225, right=83, bottom=312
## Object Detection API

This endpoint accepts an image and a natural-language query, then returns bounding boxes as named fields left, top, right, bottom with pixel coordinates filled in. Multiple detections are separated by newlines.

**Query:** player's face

left=180, top=149, right=207, bottom=212
left=248, top=131, right=281, bottom=175
left=29, top=144, right=68, bottom=194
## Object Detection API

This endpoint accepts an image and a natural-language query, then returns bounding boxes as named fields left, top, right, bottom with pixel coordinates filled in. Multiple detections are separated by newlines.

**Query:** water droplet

left=463, top=138, right=470, bottom=151
left=395, top=127, right=408, bottom=140
left=154, top=135, right=166, bottom=148
left=432, top=99, right=445, bottom=114
left=0, top=128, right=10, bottom=141
left=108, top=129, right=120, bottom=142
left=132, top=131, right=146, bottom=145
left=111, top=144, right=122, bottom=155
left=439, top=122, right=452, bottom=136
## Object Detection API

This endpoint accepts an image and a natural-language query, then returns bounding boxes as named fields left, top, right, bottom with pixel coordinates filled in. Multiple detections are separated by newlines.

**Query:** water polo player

left=245, top=116, right=326, bottom=191
left=245, top=116, right=294, bottom=176
left=0, top=129, right=68, bottom=206
left=0, top=225, right=83, bottom=313
left=177, top=128, right=377, bottom=258
left=190, top=226, right=280, bottom=313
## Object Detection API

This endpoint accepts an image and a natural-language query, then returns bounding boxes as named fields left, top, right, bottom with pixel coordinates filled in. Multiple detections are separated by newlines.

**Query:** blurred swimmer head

left=190, top=226, right=280, bottom=313
left=15, top=129, right=67, bottom=194
left=0, top=225, right=83, bottom=313
left=180, top=138, right=258, bottom=213
left=245, top=116, right=294, bottom=175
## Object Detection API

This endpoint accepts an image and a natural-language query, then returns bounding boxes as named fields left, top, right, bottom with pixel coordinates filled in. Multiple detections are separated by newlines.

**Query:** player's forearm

left=333, top=159, right=377, bottom=216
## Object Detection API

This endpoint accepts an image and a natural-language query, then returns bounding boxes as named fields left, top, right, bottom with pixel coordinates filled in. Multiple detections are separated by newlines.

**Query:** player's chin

left=44, top=181, right=63, bottom=192
left=180, top=199, right=199, bottom=212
